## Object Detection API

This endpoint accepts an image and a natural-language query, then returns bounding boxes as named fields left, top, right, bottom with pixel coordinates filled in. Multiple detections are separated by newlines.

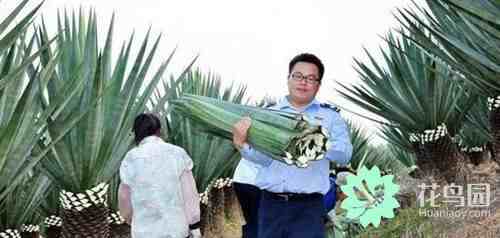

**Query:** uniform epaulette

left=320, top=103, right=340, bottom=112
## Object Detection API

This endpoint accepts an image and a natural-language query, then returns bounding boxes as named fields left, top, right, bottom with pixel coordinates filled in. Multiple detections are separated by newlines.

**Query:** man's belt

left=264, top=190, right=322, bottom=202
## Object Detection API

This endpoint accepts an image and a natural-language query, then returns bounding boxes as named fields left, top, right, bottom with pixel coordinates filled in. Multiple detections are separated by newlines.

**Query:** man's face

left=287, top=62, right=321, bottom=107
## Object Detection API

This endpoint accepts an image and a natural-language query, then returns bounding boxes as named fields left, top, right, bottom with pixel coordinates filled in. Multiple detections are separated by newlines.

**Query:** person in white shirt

left=119, top=113, right=202, bottom=238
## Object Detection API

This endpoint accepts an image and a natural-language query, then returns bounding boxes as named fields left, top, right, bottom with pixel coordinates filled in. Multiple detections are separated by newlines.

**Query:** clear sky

left=2, top=0, right=421, bottom=143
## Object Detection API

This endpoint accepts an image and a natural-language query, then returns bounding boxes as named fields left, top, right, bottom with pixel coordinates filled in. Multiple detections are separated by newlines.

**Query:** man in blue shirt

left=232, top=53, right=352, bottom=238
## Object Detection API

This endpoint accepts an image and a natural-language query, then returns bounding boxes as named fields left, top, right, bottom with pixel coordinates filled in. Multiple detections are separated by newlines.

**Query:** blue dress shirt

left=240, top=96, right=352, bottom=195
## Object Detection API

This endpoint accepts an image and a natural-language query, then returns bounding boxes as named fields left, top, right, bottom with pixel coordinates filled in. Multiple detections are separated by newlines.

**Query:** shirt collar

left=139, top=135, right=161, bottom=145
left=276, top=95, right=321, bottom=111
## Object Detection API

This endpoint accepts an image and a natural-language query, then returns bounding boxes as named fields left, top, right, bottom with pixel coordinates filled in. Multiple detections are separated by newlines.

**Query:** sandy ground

left=222, top=220, right=242, bottom=238
left=427, top=160, right=500, bottom=238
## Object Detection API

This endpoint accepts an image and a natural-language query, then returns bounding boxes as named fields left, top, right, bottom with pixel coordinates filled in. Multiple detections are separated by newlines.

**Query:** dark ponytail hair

left=132, top=113, right=161, bottom=145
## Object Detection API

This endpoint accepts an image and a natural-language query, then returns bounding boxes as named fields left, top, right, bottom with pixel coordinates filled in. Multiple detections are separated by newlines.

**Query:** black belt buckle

left=271, top=192, right=322, bottom=202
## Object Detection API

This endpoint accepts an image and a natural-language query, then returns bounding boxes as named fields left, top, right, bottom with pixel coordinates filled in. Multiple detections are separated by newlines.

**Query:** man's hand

left=232, top=117, right=251, bottom=149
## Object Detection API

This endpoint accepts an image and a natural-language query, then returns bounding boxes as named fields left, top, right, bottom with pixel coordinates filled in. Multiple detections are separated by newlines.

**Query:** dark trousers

left=258, top=191, right=325, bottom=238
left=233, top=182, right=261, bottom=238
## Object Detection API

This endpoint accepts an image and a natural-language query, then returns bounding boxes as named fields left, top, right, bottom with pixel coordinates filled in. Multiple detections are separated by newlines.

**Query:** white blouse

left=120, top=136, right=199, bottom=238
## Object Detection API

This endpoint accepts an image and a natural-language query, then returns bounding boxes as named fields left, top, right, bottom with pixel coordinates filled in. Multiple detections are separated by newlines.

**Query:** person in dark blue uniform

left=233, top=158, right=262, bottom=238
left=232, top=53, right=352, bottom=238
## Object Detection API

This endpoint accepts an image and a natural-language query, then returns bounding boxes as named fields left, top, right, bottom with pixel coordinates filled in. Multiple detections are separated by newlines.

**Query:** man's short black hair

left=132, top=113, right=161, bottom=145
left=288, top=53, right=325, bottom=82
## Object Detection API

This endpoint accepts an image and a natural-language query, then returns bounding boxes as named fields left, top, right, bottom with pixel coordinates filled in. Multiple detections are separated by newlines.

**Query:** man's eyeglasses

left=289, top=72, right=320, bottom=85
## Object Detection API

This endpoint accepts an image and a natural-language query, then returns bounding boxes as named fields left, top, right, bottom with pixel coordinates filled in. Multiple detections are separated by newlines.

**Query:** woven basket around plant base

left=412, top=143, right=439, bottom=179
left=44, top=215, right=62, bottom=238
left=413, top=136, right=468, bottom=184
left=45, top=227, right=62, bottom=238
left=59, top=183, right=110, bottom=238
left=20, top=224, right=40, bottom=238
left=0, top=229, right=21, bottom=238
left=108, top=211, right=130, bottom=238
left=200, top=203, right=210, bottom=236
left=209, top=187, right=225, bottom=235
left=223, top=185, right=242, bottom=223
left=108, top=224, right=130, bottom=238
left=467, top=152, right=484, bottom=166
